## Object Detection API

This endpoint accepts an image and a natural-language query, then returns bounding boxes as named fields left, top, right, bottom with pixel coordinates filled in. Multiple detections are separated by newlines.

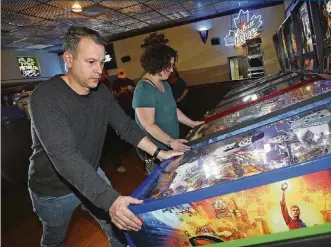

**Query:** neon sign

left=224, top=9, right=263, bottom=47
left=17, top=56, right=41, bottom=77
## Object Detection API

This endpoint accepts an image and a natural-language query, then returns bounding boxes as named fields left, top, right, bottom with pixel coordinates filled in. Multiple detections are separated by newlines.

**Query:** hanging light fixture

left=72, top=2, right=82, bottom=13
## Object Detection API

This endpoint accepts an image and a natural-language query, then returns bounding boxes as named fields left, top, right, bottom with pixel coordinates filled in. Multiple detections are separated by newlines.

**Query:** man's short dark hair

left=63, top=26, right=105, bottom=55
left=140, top=44, right=178, bottom=75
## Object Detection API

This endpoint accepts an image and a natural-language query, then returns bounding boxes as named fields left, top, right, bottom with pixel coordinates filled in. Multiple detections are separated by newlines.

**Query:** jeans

left=29, top=168, right=126, bottom=247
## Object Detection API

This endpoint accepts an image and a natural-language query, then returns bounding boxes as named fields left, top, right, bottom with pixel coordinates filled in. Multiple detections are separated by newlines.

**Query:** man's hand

left=157, top=149, right=183, bottom=161
left=170, top=139, right=191, bottom=152
left=109, top=196, right=143, bottom=231
left=190, top=121, right=205, bottom=128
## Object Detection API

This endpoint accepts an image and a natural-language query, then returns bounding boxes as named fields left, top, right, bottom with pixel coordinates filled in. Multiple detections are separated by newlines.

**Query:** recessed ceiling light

left=72, top=3, right=82, bottom=13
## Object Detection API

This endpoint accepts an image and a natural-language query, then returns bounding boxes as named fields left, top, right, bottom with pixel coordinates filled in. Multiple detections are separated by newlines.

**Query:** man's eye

left=88, top=61, right=94, bottom=64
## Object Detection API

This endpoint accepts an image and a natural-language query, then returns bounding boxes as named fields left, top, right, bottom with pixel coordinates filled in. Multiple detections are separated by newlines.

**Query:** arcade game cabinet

left=127, top=97, right=331, bottom=247
left=188, top=1, right=330, bottom=145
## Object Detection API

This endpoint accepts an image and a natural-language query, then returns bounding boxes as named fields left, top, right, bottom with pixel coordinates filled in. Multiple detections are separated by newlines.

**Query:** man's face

left=65, top=37, right=105, bottom=89
left=159, top=57, right=175, bottom=80
left=291, top=206, right=300, bottom=218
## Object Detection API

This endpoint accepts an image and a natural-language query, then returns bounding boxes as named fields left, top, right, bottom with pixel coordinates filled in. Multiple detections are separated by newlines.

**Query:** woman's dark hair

left=140, top=44, right=178, bottom=75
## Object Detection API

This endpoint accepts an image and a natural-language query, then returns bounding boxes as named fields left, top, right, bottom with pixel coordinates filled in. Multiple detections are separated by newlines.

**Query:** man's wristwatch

left=152, top=148, right=161, bottom=159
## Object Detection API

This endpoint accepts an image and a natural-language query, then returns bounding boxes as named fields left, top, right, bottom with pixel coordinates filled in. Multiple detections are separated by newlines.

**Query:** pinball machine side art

left=132, top=169, right=331, bottom=247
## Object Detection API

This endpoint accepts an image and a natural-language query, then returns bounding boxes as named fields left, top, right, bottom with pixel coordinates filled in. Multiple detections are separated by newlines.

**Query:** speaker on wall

left=211, top=37, right=220, bottom=46
left=121, top=55, right=131, bottom=63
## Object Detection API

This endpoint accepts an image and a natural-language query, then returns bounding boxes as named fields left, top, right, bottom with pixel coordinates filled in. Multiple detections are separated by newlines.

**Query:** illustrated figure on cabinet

left=280, top=182, right=307, bottom=230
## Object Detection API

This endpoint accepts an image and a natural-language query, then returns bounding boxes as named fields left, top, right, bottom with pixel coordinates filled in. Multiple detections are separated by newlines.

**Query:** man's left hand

left=109, top=196, right=143, bottom=231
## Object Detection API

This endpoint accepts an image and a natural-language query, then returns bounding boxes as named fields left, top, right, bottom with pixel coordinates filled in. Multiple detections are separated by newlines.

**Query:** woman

left=133, top=44, right=203, bottom=174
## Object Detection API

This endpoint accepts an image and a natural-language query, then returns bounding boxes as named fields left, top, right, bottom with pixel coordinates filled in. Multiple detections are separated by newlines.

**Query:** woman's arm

left=177, top=108, right=204, bottom=128
left=136, top=107, right=190, bottom=152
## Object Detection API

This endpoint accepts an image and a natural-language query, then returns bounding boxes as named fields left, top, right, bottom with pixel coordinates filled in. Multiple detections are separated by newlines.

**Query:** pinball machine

left=188, top=1, right=331, bottom=146
left=187, top=80, right=331, bottom=146
left=217, top=1, right=324, bottom=110
left=126, top=97, right=331, bottom=247
left=127, top=2, right=331, bottom=246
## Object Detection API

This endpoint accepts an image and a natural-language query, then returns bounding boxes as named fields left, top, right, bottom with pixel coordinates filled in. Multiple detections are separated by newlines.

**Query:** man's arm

left=29, top=93, right=119, bottom=212
left=108, top=93, right=184, bottom=157
left=176, top=88, right=188, bottom=103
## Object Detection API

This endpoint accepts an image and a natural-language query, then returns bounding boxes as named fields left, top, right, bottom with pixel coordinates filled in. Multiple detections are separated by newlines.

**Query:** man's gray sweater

left=28, top=76, right=145, bottom=211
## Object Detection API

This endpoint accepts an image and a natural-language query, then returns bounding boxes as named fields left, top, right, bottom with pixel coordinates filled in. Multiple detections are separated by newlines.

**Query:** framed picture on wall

left=17, top=56, right=41, bottom=77
left=104, top=43, right=117, bottom=70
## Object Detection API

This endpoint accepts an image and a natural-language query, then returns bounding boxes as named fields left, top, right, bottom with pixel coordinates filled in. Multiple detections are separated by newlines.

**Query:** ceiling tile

left=190, top=8, right=217, bottom=19
left=113, top=17, right=136, bottom=26
left=180, top=1, right=213, bottom=10
left=43, top=37, right=63, bottom=45
left=119, top=4, right=151, bottom=15
left=54, top=12, right=89, bottom=21
left=157, top=4, right=186, bottom=15
left=189, top=5, right=215, bottom=14
left=2, top=41, right=39, bottom=49
left=9, top=26, right=53, bottom=37
left=47, top=1, right=95, bottom=12
left=94, top=24, right=118, bottom=33
left=213, top=1, right=239, bottom=12
left=145, top=16, right=171, bottom=25
left=1, top=36, right=22, bottom=45
left=173, top=15, right=196, bottom=22
left=81, top=3, right=111, bottom=16
left=1, top=1, right=39, bottom=13
left=239, top=1, right=263, bottom=7
left=1, top=22, right=21, bottom=32
left=124, top=22, right=148, bottom=30
left=166, top=11, right=191, bottom=20
left=98, top=11, right=127, bottom=22
left=143, top=1, right=175, bottom=10
left=2, top=13, right=46, bottom=26
left=25, top=44, right=55, bottom=50
left=78, top=19, right=107, bottom=29
left=100, top=1, right=139, bottom=10
left=133, top=11, right=161, bottom=21
left=20, top=3, right=67, bottom=19
left=111, top=26, right=129, bottom=34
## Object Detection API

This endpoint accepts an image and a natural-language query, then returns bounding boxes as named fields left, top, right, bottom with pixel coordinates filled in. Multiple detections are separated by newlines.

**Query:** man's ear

left=63, top=51, right=73, bottom=69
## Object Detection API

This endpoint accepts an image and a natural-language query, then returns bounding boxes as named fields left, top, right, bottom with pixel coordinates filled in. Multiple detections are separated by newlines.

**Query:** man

left=28, top=26, right=180, bottom=247
left=168, top=68, right=189, bottom=112
left=280, top=190, right=307, bottom=230
left=112, top=68, right=136, bottom=119
left=100, top=69, right=112, bottom=90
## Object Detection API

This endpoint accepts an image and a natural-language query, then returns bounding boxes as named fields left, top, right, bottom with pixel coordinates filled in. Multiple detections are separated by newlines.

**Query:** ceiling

left=1, top=1, right=282, bottom=53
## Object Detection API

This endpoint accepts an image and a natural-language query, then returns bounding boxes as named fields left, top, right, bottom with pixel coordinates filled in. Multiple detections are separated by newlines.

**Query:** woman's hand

left=190, top=121, right=205, bottom=128
left=157, top=150, right=183, bottom=161
left=170, top=139, right=191, bottom=152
